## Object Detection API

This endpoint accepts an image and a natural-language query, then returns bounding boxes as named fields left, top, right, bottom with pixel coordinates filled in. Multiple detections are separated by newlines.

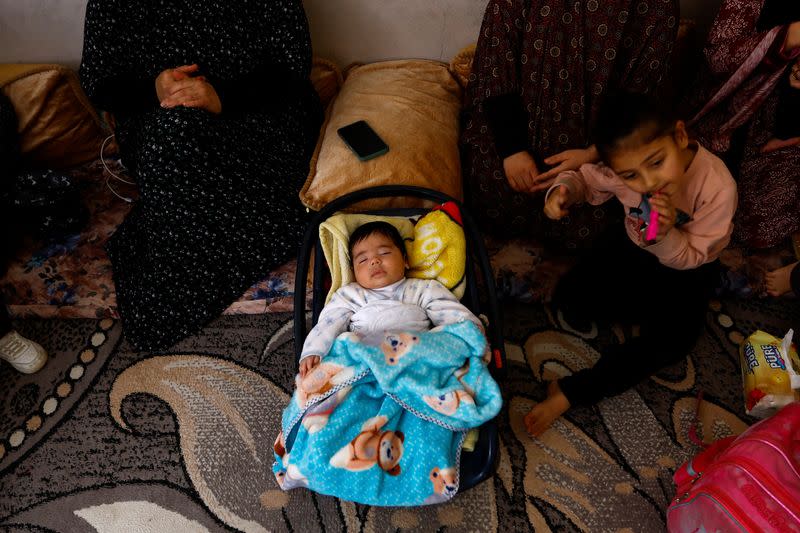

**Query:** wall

left=304, top=0, right=489, bottom=66
left=0, top=0, right=725, bottom=68
left=0, top=0, right=88, bottom=67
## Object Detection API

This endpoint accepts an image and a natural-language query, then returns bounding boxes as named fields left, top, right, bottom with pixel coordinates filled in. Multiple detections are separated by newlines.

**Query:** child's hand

left=544, top=185, right=570, bottom=220
left=524, top=380, right=570, bottom=437
left=503, top=151, right=540, bottom=192
left=648, top=193, right=677, bottom=241
left=299, top=355, right=320, bottom=378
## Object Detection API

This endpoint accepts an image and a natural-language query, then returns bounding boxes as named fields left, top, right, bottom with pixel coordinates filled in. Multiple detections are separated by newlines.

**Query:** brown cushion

left=310, top=57, right=342, bottom=110
left=0, top=64, right=109, bottom=169
left=299, top=60, right=463, bottom=212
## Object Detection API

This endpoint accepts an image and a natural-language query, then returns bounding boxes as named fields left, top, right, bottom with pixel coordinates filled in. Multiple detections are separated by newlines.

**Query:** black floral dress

left=80, top=0, right=322, bottom=350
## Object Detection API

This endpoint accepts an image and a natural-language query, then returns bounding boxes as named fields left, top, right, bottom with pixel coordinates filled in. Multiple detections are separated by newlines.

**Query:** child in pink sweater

left=525, top=90, right=738, bottom=437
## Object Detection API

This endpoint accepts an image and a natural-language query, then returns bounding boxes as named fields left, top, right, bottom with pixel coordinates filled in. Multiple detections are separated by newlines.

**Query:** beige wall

left=0, top=0, right=726, bottom=68
left=0, top=0, right=88, bottom=66
left=304, top=0, right=488, bottom=65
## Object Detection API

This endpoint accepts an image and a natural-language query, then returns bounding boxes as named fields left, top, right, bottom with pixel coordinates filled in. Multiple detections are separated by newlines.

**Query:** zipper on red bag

left=681, top=437, right=800, bottom=507
left=673, top=480, right=755, bottom=531
left=722, top=436, right=800, bottom=517
left=711, top=457, right=800, bottom=522
left=746, top=436, right=800, bottom=480
left=673, top=446, right=800, bottom=531
left=673, top=435, right=800, bottom=528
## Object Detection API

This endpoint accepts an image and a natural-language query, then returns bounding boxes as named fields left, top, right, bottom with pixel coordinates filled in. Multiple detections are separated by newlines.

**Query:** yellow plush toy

left=405, top=202, right=466, bottom=298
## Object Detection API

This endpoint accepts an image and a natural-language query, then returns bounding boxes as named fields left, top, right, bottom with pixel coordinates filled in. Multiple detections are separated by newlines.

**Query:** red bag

left=667, top=402, right=800, bottom=532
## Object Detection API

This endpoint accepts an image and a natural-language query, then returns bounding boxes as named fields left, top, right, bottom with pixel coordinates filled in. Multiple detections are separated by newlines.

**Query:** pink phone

left=646, top=208, right=659, bottom=242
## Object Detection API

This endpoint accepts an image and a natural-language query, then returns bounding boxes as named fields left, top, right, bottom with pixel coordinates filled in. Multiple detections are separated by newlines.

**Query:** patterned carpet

left=1, top=296, right=797, bottom=532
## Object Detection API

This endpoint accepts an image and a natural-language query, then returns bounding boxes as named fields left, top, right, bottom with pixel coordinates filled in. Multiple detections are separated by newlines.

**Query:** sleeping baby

left=299, top=221, right=484, bottom=377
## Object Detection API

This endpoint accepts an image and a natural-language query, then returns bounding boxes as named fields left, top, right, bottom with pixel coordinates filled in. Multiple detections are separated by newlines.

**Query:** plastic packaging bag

left=740, top=329, right=800, bottom=418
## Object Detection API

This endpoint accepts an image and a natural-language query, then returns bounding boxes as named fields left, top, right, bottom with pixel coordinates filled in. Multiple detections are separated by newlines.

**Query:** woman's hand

left=503, top=151, right=540, bottom=192
left=648, top=193, right=677, bottom=242
left=537, top=146, right=600, bottom=184
left=760, top=136, right=800, bottom=153
left=155, top=64, right=201, bottom=101
left=543, top=185, right=571, bottom=220
left=299, top=355, right=321, bottom=378
left=160, top=78, right=222, bottom=114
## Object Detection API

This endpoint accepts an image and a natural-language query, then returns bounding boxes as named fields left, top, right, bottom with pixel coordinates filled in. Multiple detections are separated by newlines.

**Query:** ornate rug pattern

left=1, top=298, right=797, bottom=532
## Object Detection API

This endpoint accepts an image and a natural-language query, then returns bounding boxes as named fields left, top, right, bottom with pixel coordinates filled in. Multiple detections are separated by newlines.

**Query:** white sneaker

left=0, top=330, right=48, bottom=374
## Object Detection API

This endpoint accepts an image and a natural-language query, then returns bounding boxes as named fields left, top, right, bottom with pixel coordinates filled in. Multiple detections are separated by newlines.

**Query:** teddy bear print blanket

left=272, top=321, right=502, bottom=506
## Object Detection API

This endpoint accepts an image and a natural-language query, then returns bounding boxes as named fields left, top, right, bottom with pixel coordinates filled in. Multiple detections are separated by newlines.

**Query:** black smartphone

left=337, top=120, right=389, bottom=161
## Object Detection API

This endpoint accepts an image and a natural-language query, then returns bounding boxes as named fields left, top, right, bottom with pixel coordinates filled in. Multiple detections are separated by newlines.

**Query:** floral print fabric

left=461, top=0, right=678, bottom=247
left=689, top=0, right=800, bottom=249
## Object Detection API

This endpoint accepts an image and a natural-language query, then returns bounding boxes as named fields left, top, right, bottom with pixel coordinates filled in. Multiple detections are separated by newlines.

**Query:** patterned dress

left=79, top=0, right=322, bottom=350
left=461, top=0, right=678, bottom=248
left=689, top=0, right=800, bottom=249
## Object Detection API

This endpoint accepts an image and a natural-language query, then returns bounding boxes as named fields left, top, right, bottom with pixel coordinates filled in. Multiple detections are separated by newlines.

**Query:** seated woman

left=79, top=0, right=322, bottom=349
left=460, top=0, right=678, bottom=248
left=689, top=0, right=800, bottom=261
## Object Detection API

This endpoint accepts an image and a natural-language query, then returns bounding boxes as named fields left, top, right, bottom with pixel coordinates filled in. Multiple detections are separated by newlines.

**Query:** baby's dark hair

left=348, top=221, right=406, bottom=263
left=593, top=89, right=678, bottom=163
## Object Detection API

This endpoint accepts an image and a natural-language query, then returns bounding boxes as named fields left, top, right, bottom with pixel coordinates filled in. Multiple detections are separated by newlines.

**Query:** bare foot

left=761, top=137, right=800, bottom=154
left=765, top=261, right=798, bottom=297
left=524, top=380, right=571, bottom=438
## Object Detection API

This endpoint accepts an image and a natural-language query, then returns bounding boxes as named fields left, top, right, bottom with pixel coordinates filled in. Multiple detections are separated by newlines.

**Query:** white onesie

left=300, top=277, right=482, bottom=361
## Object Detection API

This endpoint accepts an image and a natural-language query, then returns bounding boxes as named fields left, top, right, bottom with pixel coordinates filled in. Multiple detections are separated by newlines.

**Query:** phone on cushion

left=337, top=120, right=389, bottom=161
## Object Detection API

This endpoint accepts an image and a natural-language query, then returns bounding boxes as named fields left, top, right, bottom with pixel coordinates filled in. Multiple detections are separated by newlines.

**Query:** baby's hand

left=648, top=193, right=677, bottom=241
left=544, top=185, right=570, bottom=220
left=299, top=355, right=321, bottom=378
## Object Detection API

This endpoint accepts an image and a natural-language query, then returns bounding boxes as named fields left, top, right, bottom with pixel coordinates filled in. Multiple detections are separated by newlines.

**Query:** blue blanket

left=273, top=321, right=502, bottom=506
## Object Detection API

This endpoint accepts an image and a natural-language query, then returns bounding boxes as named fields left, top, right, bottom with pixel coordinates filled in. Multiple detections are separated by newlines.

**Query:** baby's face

left=351, top=233, right=407, bottom=290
